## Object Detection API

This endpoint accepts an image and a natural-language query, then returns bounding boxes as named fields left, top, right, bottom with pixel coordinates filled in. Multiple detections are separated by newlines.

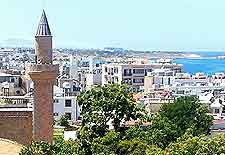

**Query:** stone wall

left=0, top=110, right=32, bottom=145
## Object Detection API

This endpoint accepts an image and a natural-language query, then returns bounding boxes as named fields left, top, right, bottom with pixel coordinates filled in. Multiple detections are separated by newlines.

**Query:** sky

left=1, top=0, right=225, bottom=51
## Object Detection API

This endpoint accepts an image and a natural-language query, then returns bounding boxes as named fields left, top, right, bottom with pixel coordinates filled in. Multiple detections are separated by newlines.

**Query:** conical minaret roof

left=36, top=10, right=52, bottom=36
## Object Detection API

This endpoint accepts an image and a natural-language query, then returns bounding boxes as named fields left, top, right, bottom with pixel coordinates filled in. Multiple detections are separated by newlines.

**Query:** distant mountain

left=0, top=38, right=33, bottom=47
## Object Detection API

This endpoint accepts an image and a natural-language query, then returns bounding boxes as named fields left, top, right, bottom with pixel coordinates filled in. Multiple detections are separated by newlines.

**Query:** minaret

left=25, top=10, right=59, bottom=143
left=35, top=10, right=52, bottom=64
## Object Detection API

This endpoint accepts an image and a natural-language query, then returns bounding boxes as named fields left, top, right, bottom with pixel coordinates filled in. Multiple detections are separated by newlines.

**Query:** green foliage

left=125, top=115, right=178, bottom=148
left=159, top=96, right=213, bottom=136
left=153, top=134, right=225, bottom=155
left=20, top=141, right=57, bottom=155
left=116, top=139, right=149, bottom=155
left=53, top=128, right=64, bottom=141
left=91, top=131, right=120, bottom=154
left=0, top=98, right=13, bottom=105
left=145, top=146, right=163, bottom=155
left=20, top=140, right=83, bottom=155
left=58, top=115, right=70, bottom=128
left=78, top=84, right=142, bottom=137
left=20, top=94, right=215, bottom=155
left=145, top=134, right=225, bottom=155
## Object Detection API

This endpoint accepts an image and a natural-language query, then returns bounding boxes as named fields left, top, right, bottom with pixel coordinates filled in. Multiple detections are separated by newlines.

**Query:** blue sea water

left=175, top=52, right=225, bottom=75
left=175, top=58, right=225, bottom=75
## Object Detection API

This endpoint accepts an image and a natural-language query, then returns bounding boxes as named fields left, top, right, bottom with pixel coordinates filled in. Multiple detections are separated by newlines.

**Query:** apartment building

left=58, top=77, right=81, bottom=95
left=53, top=85, right=80, bottom=122
left=144, top=69, right=175, bottom=92
left=0, top=73, right=22, bottom=96
left=86, top=72, right=102, bottom=90
left=211, top=72, right=225, bottom=84
left=171, top=72, right=225, bottom=97
left=102, top=62, right=182, bottom=92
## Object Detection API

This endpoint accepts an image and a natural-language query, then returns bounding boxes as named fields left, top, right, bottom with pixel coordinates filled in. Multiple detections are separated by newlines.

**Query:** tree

left=20, top=141, right=56, bottom=155
left=58, top=115, right=70, bottom=128
left=116, top=139, right=149, bottom=155
left=91, top=131, right=119, bottom=155
left=145, top=127, right=225, bottom=155
left=20, top=93, right=215, bottom=155
left=146, top=133, right=225, bottom=155
left=78, top=84, right=142, bottom=137
left=125, top=115, right=178, bottom=148
left=20, top=140, right=83, bottom=155
left=159, top=96, right=213, bottom=136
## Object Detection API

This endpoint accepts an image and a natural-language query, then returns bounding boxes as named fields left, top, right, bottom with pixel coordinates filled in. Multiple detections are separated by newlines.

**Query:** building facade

left=53, top=85, right=80, bottom=122
left=102, top=62, right=181, bottom=92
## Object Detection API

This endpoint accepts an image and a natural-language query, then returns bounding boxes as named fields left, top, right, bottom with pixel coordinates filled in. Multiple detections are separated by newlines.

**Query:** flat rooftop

left=0, top=107, right=32, bottom=112
left=0, top=138, right=22, bottom=155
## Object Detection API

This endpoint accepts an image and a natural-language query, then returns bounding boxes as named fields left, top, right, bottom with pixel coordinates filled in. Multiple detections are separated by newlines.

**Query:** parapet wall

left=0, top=109, right=33, bottom=145
left=25, top=63, right=59, bottom=72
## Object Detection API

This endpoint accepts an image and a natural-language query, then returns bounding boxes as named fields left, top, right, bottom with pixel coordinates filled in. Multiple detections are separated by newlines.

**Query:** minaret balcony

left=25, top=63, right=59, bottom=80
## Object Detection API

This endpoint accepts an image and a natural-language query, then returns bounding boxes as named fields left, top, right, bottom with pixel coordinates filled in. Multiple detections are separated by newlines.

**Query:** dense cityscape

left=1, top=1, right=225, bottom=155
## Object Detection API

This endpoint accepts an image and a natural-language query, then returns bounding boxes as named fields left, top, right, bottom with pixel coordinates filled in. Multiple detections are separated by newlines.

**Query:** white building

left=58, top=77, right=81, bottom=95
left=24, top=80, right=80, bottom=122
left=212, top=72, right=225, bottom=84
left=0, top=73, right=22, bottom=96
left=53, top=85, right=80, bottom=122
left=79, top=57, right=102, bottom=73
left=209, top=98, right=224, bottom=116
left=69, top=55, right=79, bottom=80
left=144, top=69, right=175, bottom=92
left=86, top=72, right=102, bottom=90
left=171, top=72, right=225, bottom=97
left=102, top=62, right=181, bottom=92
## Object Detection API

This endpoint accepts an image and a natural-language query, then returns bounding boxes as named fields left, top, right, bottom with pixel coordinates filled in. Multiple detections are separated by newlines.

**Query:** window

left=73, top=85, right=81, bottom=91
left=11, top=78, right=15, bottom=83
left=115, top=77, right=118, bottom=82
left=123, top=69, right=132, bottom=76
left=129, top=69, right=132, bottom=74
left=215, top=109, right=220, bottom=114
left=133, top=69, right=144, bottom=74
left=54, top=99, right=59, bottom=103
left=133, top=78, right=144, bottom=83
left=123, top=69, right=127, bottom=75
left=112, top=77, right=115, bottom=84
left=123, top=78, right=132, bottom=84
left=104, top=75, right=108, bottom=82
left=16, top=90, right=20, bottom=95
left=65, top=112, right=72, bottom=120
left=114, top=67, right=118, bottom=74
left=53, top=113, right=59, bottom=116
left=168, top=77, right=171, bottom=85
left=65, top=99, right=72, bottom=107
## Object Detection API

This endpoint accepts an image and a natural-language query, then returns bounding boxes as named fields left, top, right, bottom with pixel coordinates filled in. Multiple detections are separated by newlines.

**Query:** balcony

left=25, top=63, right=59, bottom=73
left=123, top=73, right=132, bottom=77
left=0, top=96, right=33, bottom=108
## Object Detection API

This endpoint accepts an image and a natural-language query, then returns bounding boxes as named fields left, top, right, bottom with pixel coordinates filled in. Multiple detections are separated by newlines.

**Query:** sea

left=175, top=52, right=225, bottom=75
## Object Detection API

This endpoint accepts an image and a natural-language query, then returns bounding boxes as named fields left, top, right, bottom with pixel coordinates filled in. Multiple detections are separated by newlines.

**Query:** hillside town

left=0, top=45, right=225, bottom=123
left=0, top=9, right=225, bottom=155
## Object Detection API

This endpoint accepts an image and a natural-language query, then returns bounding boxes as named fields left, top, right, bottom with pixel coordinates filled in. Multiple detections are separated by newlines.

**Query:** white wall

left=53, top=96, right=80, bottom=122
left=86, top=73, right=102, bottom=89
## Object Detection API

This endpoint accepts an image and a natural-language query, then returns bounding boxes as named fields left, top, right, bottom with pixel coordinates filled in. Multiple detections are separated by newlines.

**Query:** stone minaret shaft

left=25, top=10, right=59, bottom=143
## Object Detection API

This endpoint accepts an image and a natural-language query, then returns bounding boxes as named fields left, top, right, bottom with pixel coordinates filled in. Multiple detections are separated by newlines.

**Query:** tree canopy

left=159, top=96, right=213, bottom=136
left=20, top=87, right=215, bottom=155
left=146, top=133, right=225, bottom=155
left=58, top=115, right=70, bottom=128
left=78, top=84, right=143, bottom=136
